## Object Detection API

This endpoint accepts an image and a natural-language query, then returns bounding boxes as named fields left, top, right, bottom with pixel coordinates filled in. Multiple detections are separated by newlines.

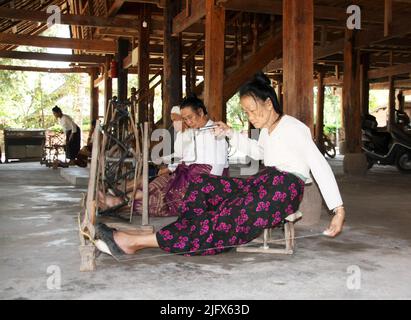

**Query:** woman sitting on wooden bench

left=95, top=72, right=345, bottom=258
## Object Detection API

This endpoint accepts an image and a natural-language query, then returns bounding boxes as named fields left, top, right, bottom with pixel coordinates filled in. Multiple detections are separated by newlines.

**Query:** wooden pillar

left=316, top=72, right=325, bottom=155
left=90, top=68, right=99, bottom=122
left=163, top=0, right=182, bottom=129
left=204, top=0, right=225, bottom=122
left=283, top=0, right=314, bottom=131
left=360, top=53, right=370, bottom=117
left=138, top=5, right=151, bottom=124
left=343, top=29, right=362, bottom=154
left=385, top=0, right=392, bottom=37
left=104, top=55, right=113, bottom=115
left=398, top=90, right=405, bottom=112
left=117, top=38, right=130, bottom=103
left=388, top=76, right=396, bottom=131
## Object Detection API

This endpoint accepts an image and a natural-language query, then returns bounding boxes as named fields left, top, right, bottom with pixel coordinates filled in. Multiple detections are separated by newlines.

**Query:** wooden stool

left=237, top=211, right=303, bottom=255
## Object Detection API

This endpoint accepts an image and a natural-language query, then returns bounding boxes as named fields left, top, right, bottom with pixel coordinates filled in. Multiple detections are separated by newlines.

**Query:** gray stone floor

left=0, top=161, right=410, bottom=300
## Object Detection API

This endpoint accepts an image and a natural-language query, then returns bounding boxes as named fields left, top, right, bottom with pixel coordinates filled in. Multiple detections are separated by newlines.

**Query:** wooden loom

left=78, top=101, right=154, bottom=272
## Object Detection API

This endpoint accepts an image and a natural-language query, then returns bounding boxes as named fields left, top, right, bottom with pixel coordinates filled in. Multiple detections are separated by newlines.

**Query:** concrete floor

left=0, top=161, right=410, bottom=300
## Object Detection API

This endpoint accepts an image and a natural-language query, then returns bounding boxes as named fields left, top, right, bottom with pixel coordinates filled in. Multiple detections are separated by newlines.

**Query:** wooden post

left=342, top=29, right=367, bottom=174
left=163, top=0, right=182, bottom=130
left=342, top=29, right=362, bottom=154
left=388, top=76, right=396, bottom=131
left=142, top=122, right=149, bottom=226
left=283, top=0, right=314, bottom=131
left=117, top=38, right=129, bottom=103
left=204, top=0, right=225, bottom=122
left=138, top=5, right=151, bottom=124
left=385, top=0, right=392, bottom=37
left=104, top=55, right=113, bottom=116
left=90, top=68, right=99, bottom=122
left=398, top=90, right=405, bottom=112
left=360, top=53, right=370, bottom=117
left=316, top=72, right=325, bottom=155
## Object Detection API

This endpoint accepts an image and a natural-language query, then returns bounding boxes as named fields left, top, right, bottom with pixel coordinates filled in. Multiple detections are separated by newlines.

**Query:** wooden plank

left=172, top=0, right=205, bottom=36
left=0, top=50, right=106, bottom=64
left=0, top=65, right=91, bottom=73
left=108, top=0, right=125, bottom=17
left=368, top=63, right=411, bottom=79
left=283, top=0, right=314, bottom=130
left=0, top=33, right=117, bottom=53
left=204, top=0, right=225, bottom=122
left=0, top=7, right=138, bottom=30
left=388, top=77, right=396, bottom=130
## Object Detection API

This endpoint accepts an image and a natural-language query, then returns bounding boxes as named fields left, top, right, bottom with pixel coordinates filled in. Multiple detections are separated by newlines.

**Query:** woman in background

left=52, top=106, right=81, bottom=166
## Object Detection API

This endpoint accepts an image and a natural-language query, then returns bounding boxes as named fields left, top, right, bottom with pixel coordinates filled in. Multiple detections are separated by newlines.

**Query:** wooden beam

left=385, top=0, right=393, bottom=37
left=0, top=65, right=91, bottom=73
left=0, top=7, right=138, bottom=30
left=368, top=63, right=411, bottom=79
left=0, top=50, right=106, bottom=64
left=388, top=76, right=396, bottom=130
left=224, top=33, right=283, bottom=103
left=204, top=0, right=226, bottom=122
left=0, top=33, right=117, bottom=53
left=108, top=0, right=125, bottom=17
left=283, top=0, right=314, bottom=129
left=173, top=0, right=205, bottom=36
left=218, top=0, right=383, bottom=23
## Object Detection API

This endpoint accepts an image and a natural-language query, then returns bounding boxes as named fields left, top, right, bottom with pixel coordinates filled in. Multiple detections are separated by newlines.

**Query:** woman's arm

left=296, top=126, right=345, bottom=237
left=214, top=122, right=264, bottom=161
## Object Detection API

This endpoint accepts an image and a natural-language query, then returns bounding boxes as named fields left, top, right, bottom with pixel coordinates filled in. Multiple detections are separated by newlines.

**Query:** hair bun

left=186, top=92, right=198, bottom=100
left=253, top=71, right=271, bottom=86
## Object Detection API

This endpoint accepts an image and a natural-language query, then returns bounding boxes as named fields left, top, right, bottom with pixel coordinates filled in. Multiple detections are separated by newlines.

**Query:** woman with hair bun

left=94, top=72, right=345, bottom=259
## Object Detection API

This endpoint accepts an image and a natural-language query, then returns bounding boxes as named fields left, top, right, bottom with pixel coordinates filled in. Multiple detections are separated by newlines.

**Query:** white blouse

left=59, top=115, right=78, bottom=134
left=164, top=120, right=229, bottom=176
left=230, top=115, right=343, bottom=210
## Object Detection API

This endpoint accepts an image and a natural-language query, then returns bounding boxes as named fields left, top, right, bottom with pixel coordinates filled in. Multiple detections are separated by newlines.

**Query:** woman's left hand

left=324, top=207, right=345, bottom=238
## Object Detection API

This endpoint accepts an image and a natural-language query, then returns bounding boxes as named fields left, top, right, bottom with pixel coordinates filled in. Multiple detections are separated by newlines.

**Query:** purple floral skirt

left=133, top=163, right=227, bottom=217
left=156, top=167, right=305, bottom=256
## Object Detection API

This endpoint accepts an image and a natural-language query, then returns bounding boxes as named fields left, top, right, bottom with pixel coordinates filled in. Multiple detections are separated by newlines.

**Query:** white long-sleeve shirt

left=59, top=115, right=78, bottom=134
left=230, top=115, right=343, bottom=210
left=165, top=120, right=229, bottom=176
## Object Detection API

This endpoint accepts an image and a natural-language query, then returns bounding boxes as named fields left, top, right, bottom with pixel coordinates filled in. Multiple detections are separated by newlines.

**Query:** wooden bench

left=236, top=211, right=303, bottom=255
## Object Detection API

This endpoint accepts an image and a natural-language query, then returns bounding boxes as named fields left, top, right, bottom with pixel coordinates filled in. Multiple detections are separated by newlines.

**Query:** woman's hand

left=214, top=122, right=233, bottom=138
left=324, top=207, right=345, bottom=238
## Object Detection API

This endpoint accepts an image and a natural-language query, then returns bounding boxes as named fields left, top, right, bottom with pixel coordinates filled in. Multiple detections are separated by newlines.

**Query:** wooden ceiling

left=0, top=0, right=410, bottom=85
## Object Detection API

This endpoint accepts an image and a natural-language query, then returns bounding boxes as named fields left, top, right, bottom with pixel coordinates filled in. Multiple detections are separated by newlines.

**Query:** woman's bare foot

left=113, top=231, right=145, bottom=254
left=98, top=190, right=125, bottom=210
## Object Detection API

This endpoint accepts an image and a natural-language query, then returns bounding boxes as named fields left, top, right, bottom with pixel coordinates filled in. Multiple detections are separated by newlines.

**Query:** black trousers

left=66, top=127, right=81, bottom=160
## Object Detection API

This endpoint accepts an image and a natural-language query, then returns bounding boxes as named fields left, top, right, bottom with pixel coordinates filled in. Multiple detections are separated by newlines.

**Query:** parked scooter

left=362, top=111, right=411, bottom=173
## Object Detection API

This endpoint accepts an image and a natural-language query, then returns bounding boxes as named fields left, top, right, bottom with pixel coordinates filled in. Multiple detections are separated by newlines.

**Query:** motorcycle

left=362, top=111, right=411, bottom=173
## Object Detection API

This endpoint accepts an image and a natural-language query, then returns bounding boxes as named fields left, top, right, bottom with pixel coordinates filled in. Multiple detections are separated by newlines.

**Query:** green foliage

left=226, top=94, right=248, bottom=131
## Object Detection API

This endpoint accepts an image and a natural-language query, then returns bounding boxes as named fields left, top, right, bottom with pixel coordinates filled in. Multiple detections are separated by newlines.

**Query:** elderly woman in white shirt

left=94, top=73, right=345, bottom=258
left=99, top=96, right=229, bottom=217
left=52, top=106, right=81, bottom=164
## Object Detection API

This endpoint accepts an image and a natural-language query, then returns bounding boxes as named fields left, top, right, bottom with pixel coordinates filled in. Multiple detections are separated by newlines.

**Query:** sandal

left=94, top=223, right=126, bottom=258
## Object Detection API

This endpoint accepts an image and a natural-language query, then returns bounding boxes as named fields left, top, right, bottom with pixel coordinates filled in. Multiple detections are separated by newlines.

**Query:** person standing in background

left=52, top=106, right=81, bottom=166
